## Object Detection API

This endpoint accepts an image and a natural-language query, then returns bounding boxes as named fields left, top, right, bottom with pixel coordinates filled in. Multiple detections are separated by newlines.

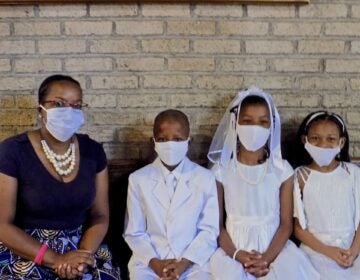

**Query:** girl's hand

left=245, top=263, right=270, bottom=277
left=234, top=249, right=261, bottom=266
left=243, top=250, right=270, bottom=277
left=342, top=247, right=359, bottom=267
left=324, top=246, right=349, bottom=267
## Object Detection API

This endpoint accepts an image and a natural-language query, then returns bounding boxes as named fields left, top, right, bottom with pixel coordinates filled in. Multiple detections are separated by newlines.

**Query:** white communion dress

left=210, top=159, right=319, bottom=280
left=294, top=162, right=360, bottom=280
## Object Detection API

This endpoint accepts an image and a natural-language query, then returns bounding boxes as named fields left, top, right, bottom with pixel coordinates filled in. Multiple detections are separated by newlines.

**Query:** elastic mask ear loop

left=39, top=105, right=48, bottom=112
left=39, top=105, right=48, bottom=125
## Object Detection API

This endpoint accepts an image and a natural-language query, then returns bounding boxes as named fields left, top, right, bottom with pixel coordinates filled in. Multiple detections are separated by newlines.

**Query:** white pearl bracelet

left=232, top=249, right=241, bottom=260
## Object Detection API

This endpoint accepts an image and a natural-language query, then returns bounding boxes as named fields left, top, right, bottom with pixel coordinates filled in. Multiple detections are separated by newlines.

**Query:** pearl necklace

left=41, top=139, right=76, bottom=176
left=236, top=160, right=268, bottom=185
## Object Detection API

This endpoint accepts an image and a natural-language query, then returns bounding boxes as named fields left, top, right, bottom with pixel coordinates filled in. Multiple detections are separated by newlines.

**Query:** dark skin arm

left=0, top=172, right=95, bottom=277
left=245, top=175, right=294, bottom=276
left=56, top=167, right=110, bottom=278
left=79, top=167, right=110, bottom=253
left=216, top=181, right=268, bottom=277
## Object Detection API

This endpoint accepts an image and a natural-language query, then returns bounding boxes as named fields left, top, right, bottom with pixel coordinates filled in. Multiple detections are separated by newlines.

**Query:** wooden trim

left=107, top=157, right=360, bottom=179
left=0, top=0, right=310, bottom=5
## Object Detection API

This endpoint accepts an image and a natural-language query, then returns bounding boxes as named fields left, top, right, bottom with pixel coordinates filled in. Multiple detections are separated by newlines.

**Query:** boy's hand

left=149, top=258, right=176, bottom=278
left=163, top=258, right=192, bottom=279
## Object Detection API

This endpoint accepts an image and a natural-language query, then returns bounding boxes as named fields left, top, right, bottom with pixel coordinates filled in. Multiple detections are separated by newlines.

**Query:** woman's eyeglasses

left=42, top=100, right=88, bottom=110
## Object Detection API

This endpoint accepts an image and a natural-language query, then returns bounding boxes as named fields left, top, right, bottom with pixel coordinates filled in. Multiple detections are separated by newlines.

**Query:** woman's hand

left=53, top=249, right=95, bottom=279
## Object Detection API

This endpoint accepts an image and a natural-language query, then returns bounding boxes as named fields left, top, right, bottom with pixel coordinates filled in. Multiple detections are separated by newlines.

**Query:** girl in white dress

left=293, top=111, right=360, bottom=280
left=208, top=86, right=319, bottom=280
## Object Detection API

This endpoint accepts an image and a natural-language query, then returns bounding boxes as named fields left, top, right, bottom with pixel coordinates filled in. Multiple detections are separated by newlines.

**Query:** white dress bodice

left=213, top=159, right=293, bottom=253
left=294, top=163, right=360, bottom=250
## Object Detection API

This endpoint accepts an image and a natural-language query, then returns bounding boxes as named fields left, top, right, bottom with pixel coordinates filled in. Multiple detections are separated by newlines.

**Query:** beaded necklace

left=236, top=160, right=268, bottom=185
left=40, top=138, right=76, bottom=177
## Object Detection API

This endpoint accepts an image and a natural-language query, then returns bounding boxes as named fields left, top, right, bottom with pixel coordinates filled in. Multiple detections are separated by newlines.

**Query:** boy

left=124, top=109, right=219, bottom=280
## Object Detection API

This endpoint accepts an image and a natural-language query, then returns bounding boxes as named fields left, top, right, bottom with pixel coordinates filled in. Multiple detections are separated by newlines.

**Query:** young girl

left=293, top=111, right=360, bottom=279
left=208, top=86, right=318, bottom=280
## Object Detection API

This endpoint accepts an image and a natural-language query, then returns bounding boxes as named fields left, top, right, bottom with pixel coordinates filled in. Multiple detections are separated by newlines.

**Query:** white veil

left=207, top=86, right=284, bottom=175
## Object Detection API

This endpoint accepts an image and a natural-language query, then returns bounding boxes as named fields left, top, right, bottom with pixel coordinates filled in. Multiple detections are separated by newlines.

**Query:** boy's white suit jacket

left=124, top=157, right=219, bottom=268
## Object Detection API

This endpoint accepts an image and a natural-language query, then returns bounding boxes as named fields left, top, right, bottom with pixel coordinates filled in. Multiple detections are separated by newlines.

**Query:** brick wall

left=0, top=1, right=359, bottom=175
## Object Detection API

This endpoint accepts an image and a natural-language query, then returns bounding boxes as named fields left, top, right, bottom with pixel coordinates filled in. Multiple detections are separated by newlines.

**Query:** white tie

left=166, top=173, right=176, bottom=200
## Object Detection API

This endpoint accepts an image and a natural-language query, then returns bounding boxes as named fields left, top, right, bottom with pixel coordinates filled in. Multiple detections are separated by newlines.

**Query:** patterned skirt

left=0, top=227, right=121, bottom=280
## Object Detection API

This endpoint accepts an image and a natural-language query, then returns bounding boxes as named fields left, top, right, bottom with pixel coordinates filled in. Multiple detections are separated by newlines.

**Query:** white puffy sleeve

left=211, top=162, right=223, bottom=184
left=293, top=167, right=307, bottom=229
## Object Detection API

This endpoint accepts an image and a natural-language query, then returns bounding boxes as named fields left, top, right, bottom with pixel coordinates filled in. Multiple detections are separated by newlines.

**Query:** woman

left=0, top=75, right=120, bottom=279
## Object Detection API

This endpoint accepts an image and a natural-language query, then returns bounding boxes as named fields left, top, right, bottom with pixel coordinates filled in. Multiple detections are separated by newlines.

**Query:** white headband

left=305, top=111, right=345, bottom=133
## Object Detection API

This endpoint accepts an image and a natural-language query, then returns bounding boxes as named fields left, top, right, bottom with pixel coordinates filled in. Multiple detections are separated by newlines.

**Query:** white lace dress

left=210, top=159, right=319, bottom=280
left=294, top=162, right=360, bottom=280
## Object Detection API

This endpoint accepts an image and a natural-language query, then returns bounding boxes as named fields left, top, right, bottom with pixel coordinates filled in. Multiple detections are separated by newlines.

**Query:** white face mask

left=40, top=105, right=84, bottom=142
left=236, top=125, right=270, bottom=152
left=154, top=139, right=189, bottom=166
left=304, top=140, right=340, bottom=167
